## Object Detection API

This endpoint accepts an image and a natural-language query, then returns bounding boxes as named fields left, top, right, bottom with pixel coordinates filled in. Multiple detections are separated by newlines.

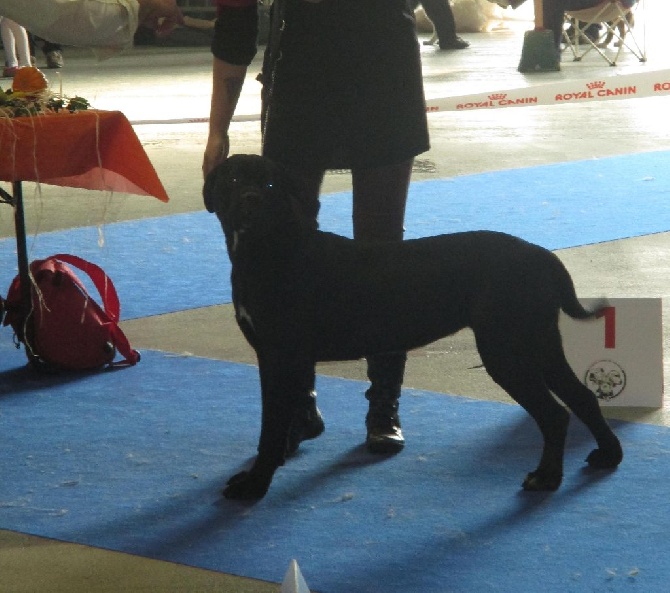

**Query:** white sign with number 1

left=560, top=298, right=664, bottom=408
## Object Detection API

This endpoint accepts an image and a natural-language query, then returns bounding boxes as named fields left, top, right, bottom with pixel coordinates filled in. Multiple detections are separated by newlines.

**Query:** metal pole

left=13, top=181, right=31, bottom=309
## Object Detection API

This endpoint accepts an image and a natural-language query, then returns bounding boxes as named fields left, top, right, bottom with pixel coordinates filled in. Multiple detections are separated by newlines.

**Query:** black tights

left=282, top=159, right=414, bottom=393
left=281, top=159, right=413, bottom=243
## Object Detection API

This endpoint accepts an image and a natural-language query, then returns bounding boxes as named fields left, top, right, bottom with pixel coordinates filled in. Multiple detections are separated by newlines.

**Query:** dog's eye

left=266, top=182, right=274, bottom=190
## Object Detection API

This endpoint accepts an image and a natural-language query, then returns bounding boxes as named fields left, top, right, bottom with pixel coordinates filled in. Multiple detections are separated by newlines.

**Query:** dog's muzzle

left=227, top=190, right=265, bottom=230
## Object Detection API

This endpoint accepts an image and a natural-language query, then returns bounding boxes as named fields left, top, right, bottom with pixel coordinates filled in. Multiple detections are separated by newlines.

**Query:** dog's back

left=302, top=230, right=592, bottom=361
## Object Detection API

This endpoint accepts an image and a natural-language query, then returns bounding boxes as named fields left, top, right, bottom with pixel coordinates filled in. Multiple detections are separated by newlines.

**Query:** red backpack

left=2, top=254, right=140, bottom=371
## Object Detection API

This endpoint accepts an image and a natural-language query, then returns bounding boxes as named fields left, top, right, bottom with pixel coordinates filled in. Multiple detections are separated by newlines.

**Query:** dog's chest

left=230, top=253, right=314, bottom=346
left=235, top=302, right=255, bottom=331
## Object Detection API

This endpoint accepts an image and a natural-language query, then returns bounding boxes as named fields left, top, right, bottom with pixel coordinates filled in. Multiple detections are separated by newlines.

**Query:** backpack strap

left=49, top=254, right=140, bottom=367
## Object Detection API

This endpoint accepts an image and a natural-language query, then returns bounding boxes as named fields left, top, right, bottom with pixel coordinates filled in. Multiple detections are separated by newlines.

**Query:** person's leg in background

left=491, top=0, right=526, bottom=9
left=420, top=0, right=470, bottom=49
left=42, top=39, right=64, bottom=68
left=565, top=19, right=600, bottom=44
left=352, top=159, right=414, bottom=453
left=1, top=17, right=31, bottom=77
left=545, top=0, right=602, bottom=50
left=26, top=34, right=63, bottom=69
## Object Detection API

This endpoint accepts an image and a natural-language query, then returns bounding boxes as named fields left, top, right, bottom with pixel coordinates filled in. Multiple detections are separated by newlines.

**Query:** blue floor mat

left=1, top=340, right=669, bottom=592
left=1, top=150, right=669, bottom=319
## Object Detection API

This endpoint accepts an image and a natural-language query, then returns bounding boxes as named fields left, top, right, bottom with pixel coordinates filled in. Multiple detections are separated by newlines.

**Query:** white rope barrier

left=128, top=68, right=670, bottom=126
left=426, top=68, right=670, bottom=112
left=129, top=114, right=260, bottom=126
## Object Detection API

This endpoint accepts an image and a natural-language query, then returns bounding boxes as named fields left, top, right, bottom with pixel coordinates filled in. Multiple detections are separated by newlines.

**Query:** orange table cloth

left=0, top=110, right=169, bottom=202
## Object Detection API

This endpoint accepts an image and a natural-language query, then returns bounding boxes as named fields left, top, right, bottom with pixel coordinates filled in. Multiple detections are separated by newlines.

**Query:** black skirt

left=261, top=0, right=430, bottom=170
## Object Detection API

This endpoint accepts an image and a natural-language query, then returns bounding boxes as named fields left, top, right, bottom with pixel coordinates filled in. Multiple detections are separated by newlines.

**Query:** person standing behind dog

left=203, top=0, right=430, bottom=456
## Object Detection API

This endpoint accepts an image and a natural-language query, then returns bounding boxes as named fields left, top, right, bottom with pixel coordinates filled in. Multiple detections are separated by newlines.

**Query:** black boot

left=365, top=352, right=407, bottom=454
left=439, top=35, right=470, bottom=50
left=287, top=390, right=325, bottom=456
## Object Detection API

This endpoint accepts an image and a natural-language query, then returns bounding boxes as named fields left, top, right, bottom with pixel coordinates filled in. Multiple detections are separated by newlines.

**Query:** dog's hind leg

left=539, top=329, right=623, bottom=471
left=476, top=332, right=570, bottom=491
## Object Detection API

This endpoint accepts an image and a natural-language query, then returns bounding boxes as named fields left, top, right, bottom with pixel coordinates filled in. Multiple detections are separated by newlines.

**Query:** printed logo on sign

left=455, top=93, right=539, bottom=110
left=584, top=360, right=627, bottom=401
left=555, top=80, right=637, bottom=102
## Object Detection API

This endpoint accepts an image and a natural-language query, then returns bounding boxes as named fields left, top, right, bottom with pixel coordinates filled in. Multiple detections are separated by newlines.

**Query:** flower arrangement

left=0, top=66, right=90, bottom=118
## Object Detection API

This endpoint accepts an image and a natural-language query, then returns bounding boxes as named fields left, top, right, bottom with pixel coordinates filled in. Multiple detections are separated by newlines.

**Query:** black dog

left=204, top=154, right=623, bottom=500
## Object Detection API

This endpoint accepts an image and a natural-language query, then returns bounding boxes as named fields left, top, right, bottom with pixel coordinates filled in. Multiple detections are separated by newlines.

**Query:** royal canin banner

left=129, top=69, right=670, bottom=126
left=425, top=69, right=670, bottom=113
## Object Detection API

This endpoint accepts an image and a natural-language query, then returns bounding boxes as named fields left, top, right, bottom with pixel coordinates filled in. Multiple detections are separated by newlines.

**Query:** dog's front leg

left=223, top=354, right=315, bottom=500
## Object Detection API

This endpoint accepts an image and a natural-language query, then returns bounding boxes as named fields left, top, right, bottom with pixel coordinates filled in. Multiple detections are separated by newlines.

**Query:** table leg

left=12, top=181, right=31, bottom=308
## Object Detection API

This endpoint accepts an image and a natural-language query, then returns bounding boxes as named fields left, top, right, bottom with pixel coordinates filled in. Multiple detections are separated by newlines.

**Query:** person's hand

left=202, top=133, right=230, bottom=179
left=137, top=0, right=185, bottom=37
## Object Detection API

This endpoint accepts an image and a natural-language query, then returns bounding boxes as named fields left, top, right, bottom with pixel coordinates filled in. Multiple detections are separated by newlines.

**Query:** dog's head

left=203, top=155, right=316, bottom=256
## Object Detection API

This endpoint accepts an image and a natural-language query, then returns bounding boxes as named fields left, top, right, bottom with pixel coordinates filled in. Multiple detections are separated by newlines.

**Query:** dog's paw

left=585, top=445, right=623, bottom=469
left=223, top=469, right=273, bottom=500
left=522, top=469, right=562, bottom=492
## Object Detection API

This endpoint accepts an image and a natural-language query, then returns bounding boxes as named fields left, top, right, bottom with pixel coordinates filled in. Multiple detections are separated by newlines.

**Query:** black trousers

left=409, top=0, right=458, bottom=43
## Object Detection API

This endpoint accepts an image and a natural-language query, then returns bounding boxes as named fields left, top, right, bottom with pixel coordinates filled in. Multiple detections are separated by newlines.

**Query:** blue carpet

left=1, top=339, right=669, bottom=592
left=1, top=151, right=669, bottom=320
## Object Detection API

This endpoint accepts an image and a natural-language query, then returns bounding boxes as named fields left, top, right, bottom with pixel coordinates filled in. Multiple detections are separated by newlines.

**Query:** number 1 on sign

left=596, top=306, right=616, bottom=349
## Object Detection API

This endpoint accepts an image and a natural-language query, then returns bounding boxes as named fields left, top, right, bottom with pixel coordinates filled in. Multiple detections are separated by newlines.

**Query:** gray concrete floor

left=1, top=5, right=669, bottom=590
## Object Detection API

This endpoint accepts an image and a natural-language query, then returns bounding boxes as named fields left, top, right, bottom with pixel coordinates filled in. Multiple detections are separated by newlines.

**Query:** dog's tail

left=554, top=257, right=608, bottom=320
left=561, top=294, right=609, bottom=321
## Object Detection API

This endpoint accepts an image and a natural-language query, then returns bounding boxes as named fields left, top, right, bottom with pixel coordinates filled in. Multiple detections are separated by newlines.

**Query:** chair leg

left=561, top=18, right=580, bottom=61
left=564, top=1, right=646, bottom=66
left=617, top=17, right=647, bottom=62
left=573, top=17, right=616, bottom=65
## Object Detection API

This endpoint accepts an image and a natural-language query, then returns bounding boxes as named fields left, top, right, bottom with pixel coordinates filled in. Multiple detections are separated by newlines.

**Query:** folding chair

left=562, top=0, right=646, bottom=66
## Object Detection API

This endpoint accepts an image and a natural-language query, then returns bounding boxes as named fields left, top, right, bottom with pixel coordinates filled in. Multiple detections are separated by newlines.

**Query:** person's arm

left=0, top=0, right=182, bottom=49
left=137, top=0, right=183, bottom=37
left=203, top=57, right=249, bottom=178
left=202, top=3, right=258, bottom=178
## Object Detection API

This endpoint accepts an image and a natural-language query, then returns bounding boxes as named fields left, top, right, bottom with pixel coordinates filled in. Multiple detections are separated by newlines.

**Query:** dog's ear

left=270, top=161, right=319, bottom=233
